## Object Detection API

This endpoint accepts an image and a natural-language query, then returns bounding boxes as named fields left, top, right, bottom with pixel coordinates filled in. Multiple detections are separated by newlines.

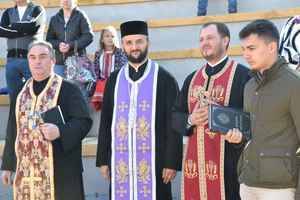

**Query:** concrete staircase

left=0, top=0, right=300, bottom=199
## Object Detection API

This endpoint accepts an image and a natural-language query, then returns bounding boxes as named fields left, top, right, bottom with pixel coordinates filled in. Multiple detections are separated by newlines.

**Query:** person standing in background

left=46, top=0, right=94, bottom=77
left=197, top=0, right=237, bottom=16
left=0, top=0, right=46, bottom=97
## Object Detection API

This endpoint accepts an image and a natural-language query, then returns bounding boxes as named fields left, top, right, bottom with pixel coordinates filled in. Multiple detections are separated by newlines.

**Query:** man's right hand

left=1, top=170, right=12, bottom=186
left=189, top=105, right=209, bottom=126
left=100, top=165, right=110, bottom=181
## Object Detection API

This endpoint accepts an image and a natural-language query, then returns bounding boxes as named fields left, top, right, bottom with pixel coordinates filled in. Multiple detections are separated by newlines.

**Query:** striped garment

left=279, top=16, right=300, bottom=70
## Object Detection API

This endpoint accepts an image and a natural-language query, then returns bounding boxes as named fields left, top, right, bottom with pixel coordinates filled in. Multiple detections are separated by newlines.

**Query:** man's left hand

left=225, top=128, right=243, bottom=143
left=162, top=168, right=176, bottom=184
left=39, top=123, right=60, bottom=141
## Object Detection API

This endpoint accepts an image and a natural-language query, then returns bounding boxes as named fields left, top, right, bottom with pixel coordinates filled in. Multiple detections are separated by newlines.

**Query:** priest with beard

left=1, top=40, right=92, bottom=200
left=172, top=22, right=251, bottom=200
left=96, top=20, right=182, bottom=200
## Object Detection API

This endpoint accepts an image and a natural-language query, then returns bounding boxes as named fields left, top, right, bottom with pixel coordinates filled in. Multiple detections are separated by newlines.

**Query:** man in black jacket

left=1, top=40, right=92, bottom=200
left=0, top=0, right=46, bottom=97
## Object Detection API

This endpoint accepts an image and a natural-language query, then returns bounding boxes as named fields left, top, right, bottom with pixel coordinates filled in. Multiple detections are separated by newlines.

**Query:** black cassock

left=172, top=57, right=251, bottom=200
left=96, top=60, right=183, bottom=200
left=1, top=77, right=92, bottom=200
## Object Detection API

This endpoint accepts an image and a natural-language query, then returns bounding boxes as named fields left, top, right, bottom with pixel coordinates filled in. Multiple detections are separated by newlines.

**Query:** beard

left=201, top=46, right=225, bottom=62
left=126, top=48, right=148, bottom=64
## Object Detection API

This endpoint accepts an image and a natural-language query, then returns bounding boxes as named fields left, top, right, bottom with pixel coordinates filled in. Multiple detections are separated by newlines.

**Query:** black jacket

left=0, top=2, right=46, bottom=54
left=46, top=7, right=94, bottom=65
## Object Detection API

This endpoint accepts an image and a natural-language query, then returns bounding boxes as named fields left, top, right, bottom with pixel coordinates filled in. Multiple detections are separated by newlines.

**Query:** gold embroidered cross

left=116, top=143, right=127, bottom=153
left=118, top=102, right=128, bottom=112
left=116, top=186, right=127, bottom=198
left=138, top=143, right=151, bottom=153
left=140, top=185, right=151, bottom=197
left=139, top=100, right=150, bottom=111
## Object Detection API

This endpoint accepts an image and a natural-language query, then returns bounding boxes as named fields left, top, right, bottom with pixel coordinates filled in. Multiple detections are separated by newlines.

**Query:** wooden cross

left=116, top=186, right=127, bottom=198
left=138, top=143, right=151, bottom=153
left=139, top=100, right=150, bottom=111
left=118, top=102, right=129, bottom=112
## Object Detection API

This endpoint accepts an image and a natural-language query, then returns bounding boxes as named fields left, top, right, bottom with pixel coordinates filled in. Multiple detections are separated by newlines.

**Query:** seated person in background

left=90, top=26, right=127, bottom=111
left=279, top=15, right=300, bottom=70
left=94, top=26, right=127, bottom=80
left=197, top=0, right=237, bottom=16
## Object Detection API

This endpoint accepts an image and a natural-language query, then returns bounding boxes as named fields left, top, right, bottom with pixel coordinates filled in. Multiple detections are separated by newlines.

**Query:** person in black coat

left=96, top=21, right=182, bottom=200
left=46, top=0, right=94, bottom=76
left=1, top=41, right=92, bottom=200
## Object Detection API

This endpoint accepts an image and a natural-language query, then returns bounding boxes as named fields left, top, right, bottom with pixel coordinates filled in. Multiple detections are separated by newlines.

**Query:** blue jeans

left=197, top=0, right=237, bottom=15
left=54, top=64, right=66, bottom=77
left=5, top=58, right=31, bottom=97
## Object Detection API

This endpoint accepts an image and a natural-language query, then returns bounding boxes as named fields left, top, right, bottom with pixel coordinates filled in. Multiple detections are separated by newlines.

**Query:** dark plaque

left=209, top=104, right=251, bottom=140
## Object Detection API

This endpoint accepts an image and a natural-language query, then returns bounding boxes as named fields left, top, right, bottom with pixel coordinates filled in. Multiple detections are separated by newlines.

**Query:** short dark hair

left=202, top=22, right=231, bottom=40
left=239, top=19, right=279, bottom=44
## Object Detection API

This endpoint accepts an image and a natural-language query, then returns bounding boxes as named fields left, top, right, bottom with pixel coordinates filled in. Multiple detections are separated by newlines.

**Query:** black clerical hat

left=120, top=20, right=148, bottom=38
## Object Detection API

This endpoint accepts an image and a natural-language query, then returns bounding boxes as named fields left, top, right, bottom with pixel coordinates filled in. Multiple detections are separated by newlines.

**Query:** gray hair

left=28, top=40, right=56, bottom=59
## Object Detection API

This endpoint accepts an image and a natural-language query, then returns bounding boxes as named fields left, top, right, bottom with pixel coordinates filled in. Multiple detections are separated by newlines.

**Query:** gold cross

left=28, top=111, right=41, bottom=129
left=118, top=102, right=129, bottom=112
left=138, top=143, right=151, bottom=153
left=116, top=143, right=127, bottom=153
left=116, top=186, right=127, bottom=198
left=139, top=100, right=150, bottom=111
left=140, top=185, right=151, bottom=197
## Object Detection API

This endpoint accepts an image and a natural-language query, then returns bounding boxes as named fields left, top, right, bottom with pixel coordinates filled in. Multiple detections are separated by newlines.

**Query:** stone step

left=0, top=45, right=244, bottom=65
left=1, top=0, right=298, bottom=23
left=0, top=52, right=247, bottom=139
left=0, top=7, right=297, bottom=58
left=0, top=45, right=244, bottom=85
left=0, top=0, right=163, bottom=9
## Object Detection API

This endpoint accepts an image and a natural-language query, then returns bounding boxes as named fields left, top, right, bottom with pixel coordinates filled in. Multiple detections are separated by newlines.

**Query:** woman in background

left=94, top=26, right=127, bottom=80
left=46, top=0, right=94, bottom=76
left=91, top=26, right=127, bottom=110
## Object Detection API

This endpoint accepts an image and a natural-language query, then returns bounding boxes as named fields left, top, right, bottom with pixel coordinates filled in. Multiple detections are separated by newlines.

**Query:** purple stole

left=111, top=60, right=158, bottom=200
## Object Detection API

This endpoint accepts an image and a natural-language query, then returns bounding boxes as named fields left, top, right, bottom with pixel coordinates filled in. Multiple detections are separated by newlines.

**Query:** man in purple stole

left=96, top=20, right=182, bottom=200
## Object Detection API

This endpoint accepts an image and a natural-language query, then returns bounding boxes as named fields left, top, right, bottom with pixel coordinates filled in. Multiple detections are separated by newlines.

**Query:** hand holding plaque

left=208, top=104, right=251, bottom=140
